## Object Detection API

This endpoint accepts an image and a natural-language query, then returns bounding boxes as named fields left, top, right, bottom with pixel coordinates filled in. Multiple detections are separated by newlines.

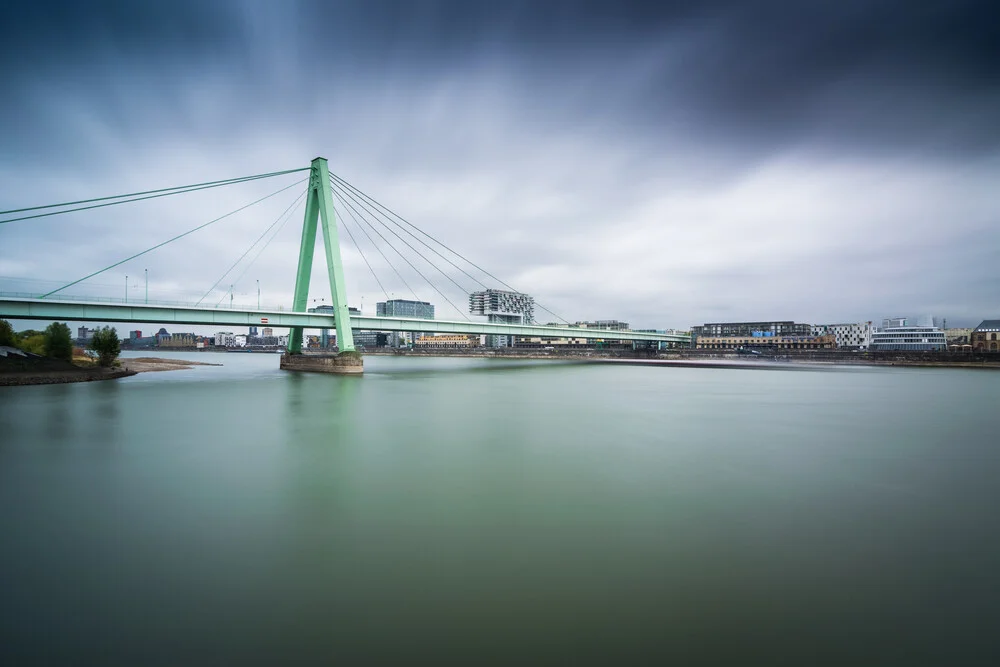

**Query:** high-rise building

left=376, top=299, right=435, bottom=320
left=376, top=299, right=435, bottom=347
left=469, top=289, right=534, bottom=347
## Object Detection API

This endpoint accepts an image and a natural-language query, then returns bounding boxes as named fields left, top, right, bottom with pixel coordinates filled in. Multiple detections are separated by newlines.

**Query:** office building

left=811, top=322, right=873, bottom=349
left=869, top=317, right=946, bottom=351
left=376, top=299, right=435, bottom=320
left=692, top=321, right=812, bottom=337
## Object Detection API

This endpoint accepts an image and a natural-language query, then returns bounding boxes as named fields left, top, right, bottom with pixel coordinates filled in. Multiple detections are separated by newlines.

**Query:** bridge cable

left=38, top=177, right=308, bottom=299
left=0, top=168, right=309, bottom=225
left=329, top=174, right=489, bottom=291
left=329, top=177, right=478, bottom=306
left=214, top=196, right=307, bottom=308
left=330, top=183, right=470, bottom=320
left=331, top=200, right=391, bottom=302
left=328, top=187, right=422, bottom=302
left=330, top=172, right=570, bottom=324
left=198, top=187, right=308, bottom=306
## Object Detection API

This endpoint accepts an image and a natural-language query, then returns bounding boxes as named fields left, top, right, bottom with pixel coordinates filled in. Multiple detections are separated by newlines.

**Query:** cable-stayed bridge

left=1, top=157, right=689, bottom=371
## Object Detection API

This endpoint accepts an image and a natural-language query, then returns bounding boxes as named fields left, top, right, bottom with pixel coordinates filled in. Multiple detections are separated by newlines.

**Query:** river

left=2, top=352, right=998, bottom=663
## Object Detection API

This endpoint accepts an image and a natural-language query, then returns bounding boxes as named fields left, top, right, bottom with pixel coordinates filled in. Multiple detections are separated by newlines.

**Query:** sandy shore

left=121, top=357, right=223, bottom=373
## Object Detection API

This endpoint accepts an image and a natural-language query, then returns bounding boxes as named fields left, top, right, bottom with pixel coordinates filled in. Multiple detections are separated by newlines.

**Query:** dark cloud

left=1, top=0, right=998, bottom=329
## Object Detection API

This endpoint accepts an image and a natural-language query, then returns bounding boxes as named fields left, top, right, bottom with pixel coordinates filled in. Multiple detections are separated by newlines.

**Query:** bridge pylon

left=287, top=157, right=355, bottom=355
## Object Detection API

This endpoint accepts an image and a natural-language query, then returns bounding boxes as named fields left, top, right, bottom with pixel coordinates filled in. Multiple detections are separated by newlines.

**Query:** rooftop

left=974, top=319, right=1000, bottom=332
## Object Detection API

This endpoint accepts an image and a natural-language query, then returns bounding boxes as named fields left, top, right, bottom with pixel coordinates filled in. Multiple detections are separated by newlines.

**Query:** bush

left=90, top=326, right=121, bottom=367
left=18, top=333, right=46, bottom=355
left=0, top=319, right=15, bottom=347
left=44, top=322, right=73, bottom=362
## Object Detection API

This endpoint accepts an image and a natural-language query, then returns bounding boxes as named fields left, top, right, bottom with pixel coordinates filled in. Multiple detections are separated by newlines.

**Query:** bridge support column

left=284, top=157, right=361, bottom=374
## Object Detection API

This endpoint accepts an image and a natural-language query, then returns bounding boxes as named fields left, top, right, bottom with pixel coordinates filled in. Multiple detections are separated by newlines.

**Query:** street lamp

left=125, top=275, right=128, bottom=303
left=145, top=269, right=148, bottom=304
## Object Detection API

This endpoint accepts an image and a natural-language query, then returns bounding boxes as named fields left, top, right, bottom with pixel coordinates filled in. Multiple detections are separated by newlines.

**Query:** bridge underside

left=0, top=297, right=690, bottom=344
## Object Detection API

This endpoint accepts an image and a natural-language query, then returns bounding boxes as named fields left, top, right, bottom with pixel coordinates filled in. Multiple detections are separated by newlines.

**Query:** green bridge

left=0, top=157, right=690, bottom=370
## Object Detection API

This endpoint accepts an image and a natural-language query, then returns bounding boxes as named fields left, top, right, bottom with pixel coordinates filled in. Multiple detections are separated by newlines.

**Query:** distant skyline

left=2, top=0, right=998, bottom=333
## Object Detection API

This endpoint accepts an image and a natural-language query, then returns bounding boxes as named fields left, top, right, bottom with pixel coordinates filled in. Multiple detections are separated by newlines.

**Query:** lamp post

left=145, top=269, right=148, bottom=304
left=125, top=275, right=128, bottom=303
left=257, top=279, right=260, bottom=310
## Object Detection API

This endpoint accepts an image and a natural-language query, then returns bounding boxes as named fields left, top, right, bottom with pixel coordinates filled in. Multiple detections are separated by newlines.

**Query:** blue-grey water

left=2, top=352, right=999, bottom=664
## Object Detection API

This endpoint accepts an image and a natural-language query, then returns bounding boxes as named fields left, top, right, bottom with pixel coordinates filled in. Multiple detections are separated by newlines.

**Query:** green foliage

left=90, top=326, right=121, bottom=367
left=44, top=322, right=74, bottom=362
left=0, top=319, right=15, bottom=347
left=18, top=333, right=46, bottom=355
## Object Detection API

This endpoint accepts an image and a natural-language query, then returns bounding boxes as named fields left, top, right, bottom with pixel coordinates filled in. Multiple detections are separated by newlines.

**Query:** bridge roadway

left=0, top=296, right=690, bottom=344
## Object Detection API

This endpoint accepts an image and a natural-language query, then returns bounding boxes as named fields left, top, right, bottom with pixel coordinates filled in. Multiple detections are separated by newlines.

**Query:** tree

left=44, top=322, right=73, bottom=362
left=90, top=326, right=121, bottom=367
left=0, top=319, right=15, bottom=347
left=18, top=333, right=46, bottom=356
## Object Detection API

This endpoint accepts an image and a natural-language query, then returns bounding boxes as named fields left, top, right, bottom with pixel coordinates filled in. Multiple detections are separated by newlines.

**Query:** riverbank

left=0, top=354, right=222, bottom=386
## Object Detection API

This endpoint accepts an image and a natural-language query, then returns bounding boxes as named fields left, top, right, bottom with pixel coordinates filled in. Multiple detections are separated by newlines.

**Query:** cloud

left=1, top=0, right=998, bottom=334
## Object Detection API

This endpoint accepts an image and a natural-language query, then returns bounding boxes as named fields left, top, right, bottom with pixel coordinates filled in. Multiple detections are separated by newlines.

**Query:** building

left=697, top=334, right=835, bottom=350
left=574, top=320, right=630, bottom=331
left=376, top=299, right=435, bottom=320
left=215, top=331, right=236, bottom=347
left=972, top=320, right=1000, bottom=352
left=869, top=317, right=946, bottom=351
left=155, top=328, right=171, bottom=344
left=811, top=322, right=873, bottom=349
left=692, top=321, right=812, bottom=338
left=376, top=299, right=435, bottom=347
left=469, top=289, right=534, bottom=347
left=262, top=327, right=273, bottom=337
left=77, top=326, right=95, bottom=342
left=159, top=333, right=197, bottom=348
left=945, top=328, right=975, bottom=348
left=413, top=334, right=478, bottom=348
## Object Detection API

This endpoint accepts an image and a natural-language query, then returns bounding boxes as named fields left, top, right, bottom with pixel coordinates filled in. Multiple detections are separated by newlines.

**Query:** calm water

left=2, top=353, right=999, bottom=663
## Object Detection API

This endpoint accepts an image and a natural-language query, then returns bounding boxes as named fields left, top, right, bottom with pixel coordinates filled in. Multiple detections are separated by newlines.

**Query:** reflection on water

left=1, top=353, right=999, bottom=663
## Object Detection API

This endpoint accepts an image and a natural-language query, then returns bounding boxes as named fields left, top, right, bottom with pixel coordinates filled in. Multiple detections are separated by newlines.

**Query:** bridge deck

left=0, top=296, right=689, bottom=343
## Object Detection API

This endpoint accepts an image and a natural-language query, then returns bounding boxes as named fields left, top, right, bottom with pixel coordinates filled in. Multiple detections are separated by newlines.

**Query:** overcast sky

left=1, top=0, right=998, bottom=334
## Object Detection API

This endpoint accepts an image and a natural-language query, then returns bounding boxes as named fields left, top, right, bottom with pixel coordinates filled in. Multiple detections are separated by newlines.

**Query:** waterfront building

left=469, top=289, right=534, bottom=347
left=262, top=327, right=273, bottom=337
left=413, top=334, right=478, bottom=348
left=972, top=320, right=1000, bottom=352
left=810, top=322, right=873, bottom=349
left=159, top=332, right=197, bottom=348
left=945, top=328, right=975, bottom=348
left=215, top=332, right=235, bottom=347
left=691, top=321, right=812, bottom=338
left=77, top=326, right=95, bottom=342
left=697, top=334, right=835, bottom=350
left=869, top=317, right=946, bottom=351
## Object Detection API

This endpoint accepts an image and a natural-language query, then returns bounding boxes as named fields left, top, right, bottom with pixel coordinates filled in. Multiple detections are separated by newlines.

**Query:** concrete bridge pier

left=279, top=351, right=363, bottom=375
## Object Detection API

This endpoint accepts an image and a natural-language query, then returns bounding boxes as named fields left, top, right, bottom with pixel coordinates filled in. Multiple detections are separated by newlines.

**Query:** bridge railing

left=0, top=291, right=286, bottom=311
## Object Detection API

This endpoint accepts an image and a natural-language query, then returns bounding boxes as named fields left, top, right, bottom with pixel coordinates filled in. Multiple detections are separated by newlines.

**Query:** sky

left=1, top=0, right=998, bottom=335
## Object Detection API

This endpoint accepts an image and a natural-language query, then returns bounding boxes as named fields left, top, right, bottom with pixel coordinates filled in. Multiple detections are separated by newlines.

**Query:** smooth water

left=1, top=353, right=998, bottom=663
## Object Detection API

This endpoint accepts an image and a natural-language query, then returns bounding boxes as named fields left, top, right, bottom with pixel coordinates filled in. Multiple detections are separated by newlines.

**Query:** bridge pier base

left=279, top=351, right=363, bottom=375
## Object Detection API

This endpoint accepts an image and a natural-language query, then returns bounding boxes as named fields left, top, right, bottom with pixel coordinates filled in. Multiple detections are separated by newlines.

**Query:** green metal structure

left=287, top=157, right=354, bottom=353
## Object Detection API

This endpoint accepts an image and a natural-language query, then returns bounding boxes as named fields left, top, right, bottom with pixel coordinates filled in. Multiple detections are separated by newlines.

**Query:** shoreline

left=0, top=356, right=223, bottom=387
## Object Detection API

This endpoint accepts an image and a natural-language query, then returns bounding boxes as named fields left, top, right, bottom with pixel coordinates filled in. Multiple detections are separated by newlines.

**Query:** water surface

left=2, top=353, right=998, bottom=663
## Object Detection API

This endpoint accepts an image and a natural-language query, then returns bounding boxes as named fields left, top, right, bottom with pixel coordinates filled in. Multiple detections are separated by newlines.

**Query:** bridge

left=1, top=157, right=689, bottom=371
